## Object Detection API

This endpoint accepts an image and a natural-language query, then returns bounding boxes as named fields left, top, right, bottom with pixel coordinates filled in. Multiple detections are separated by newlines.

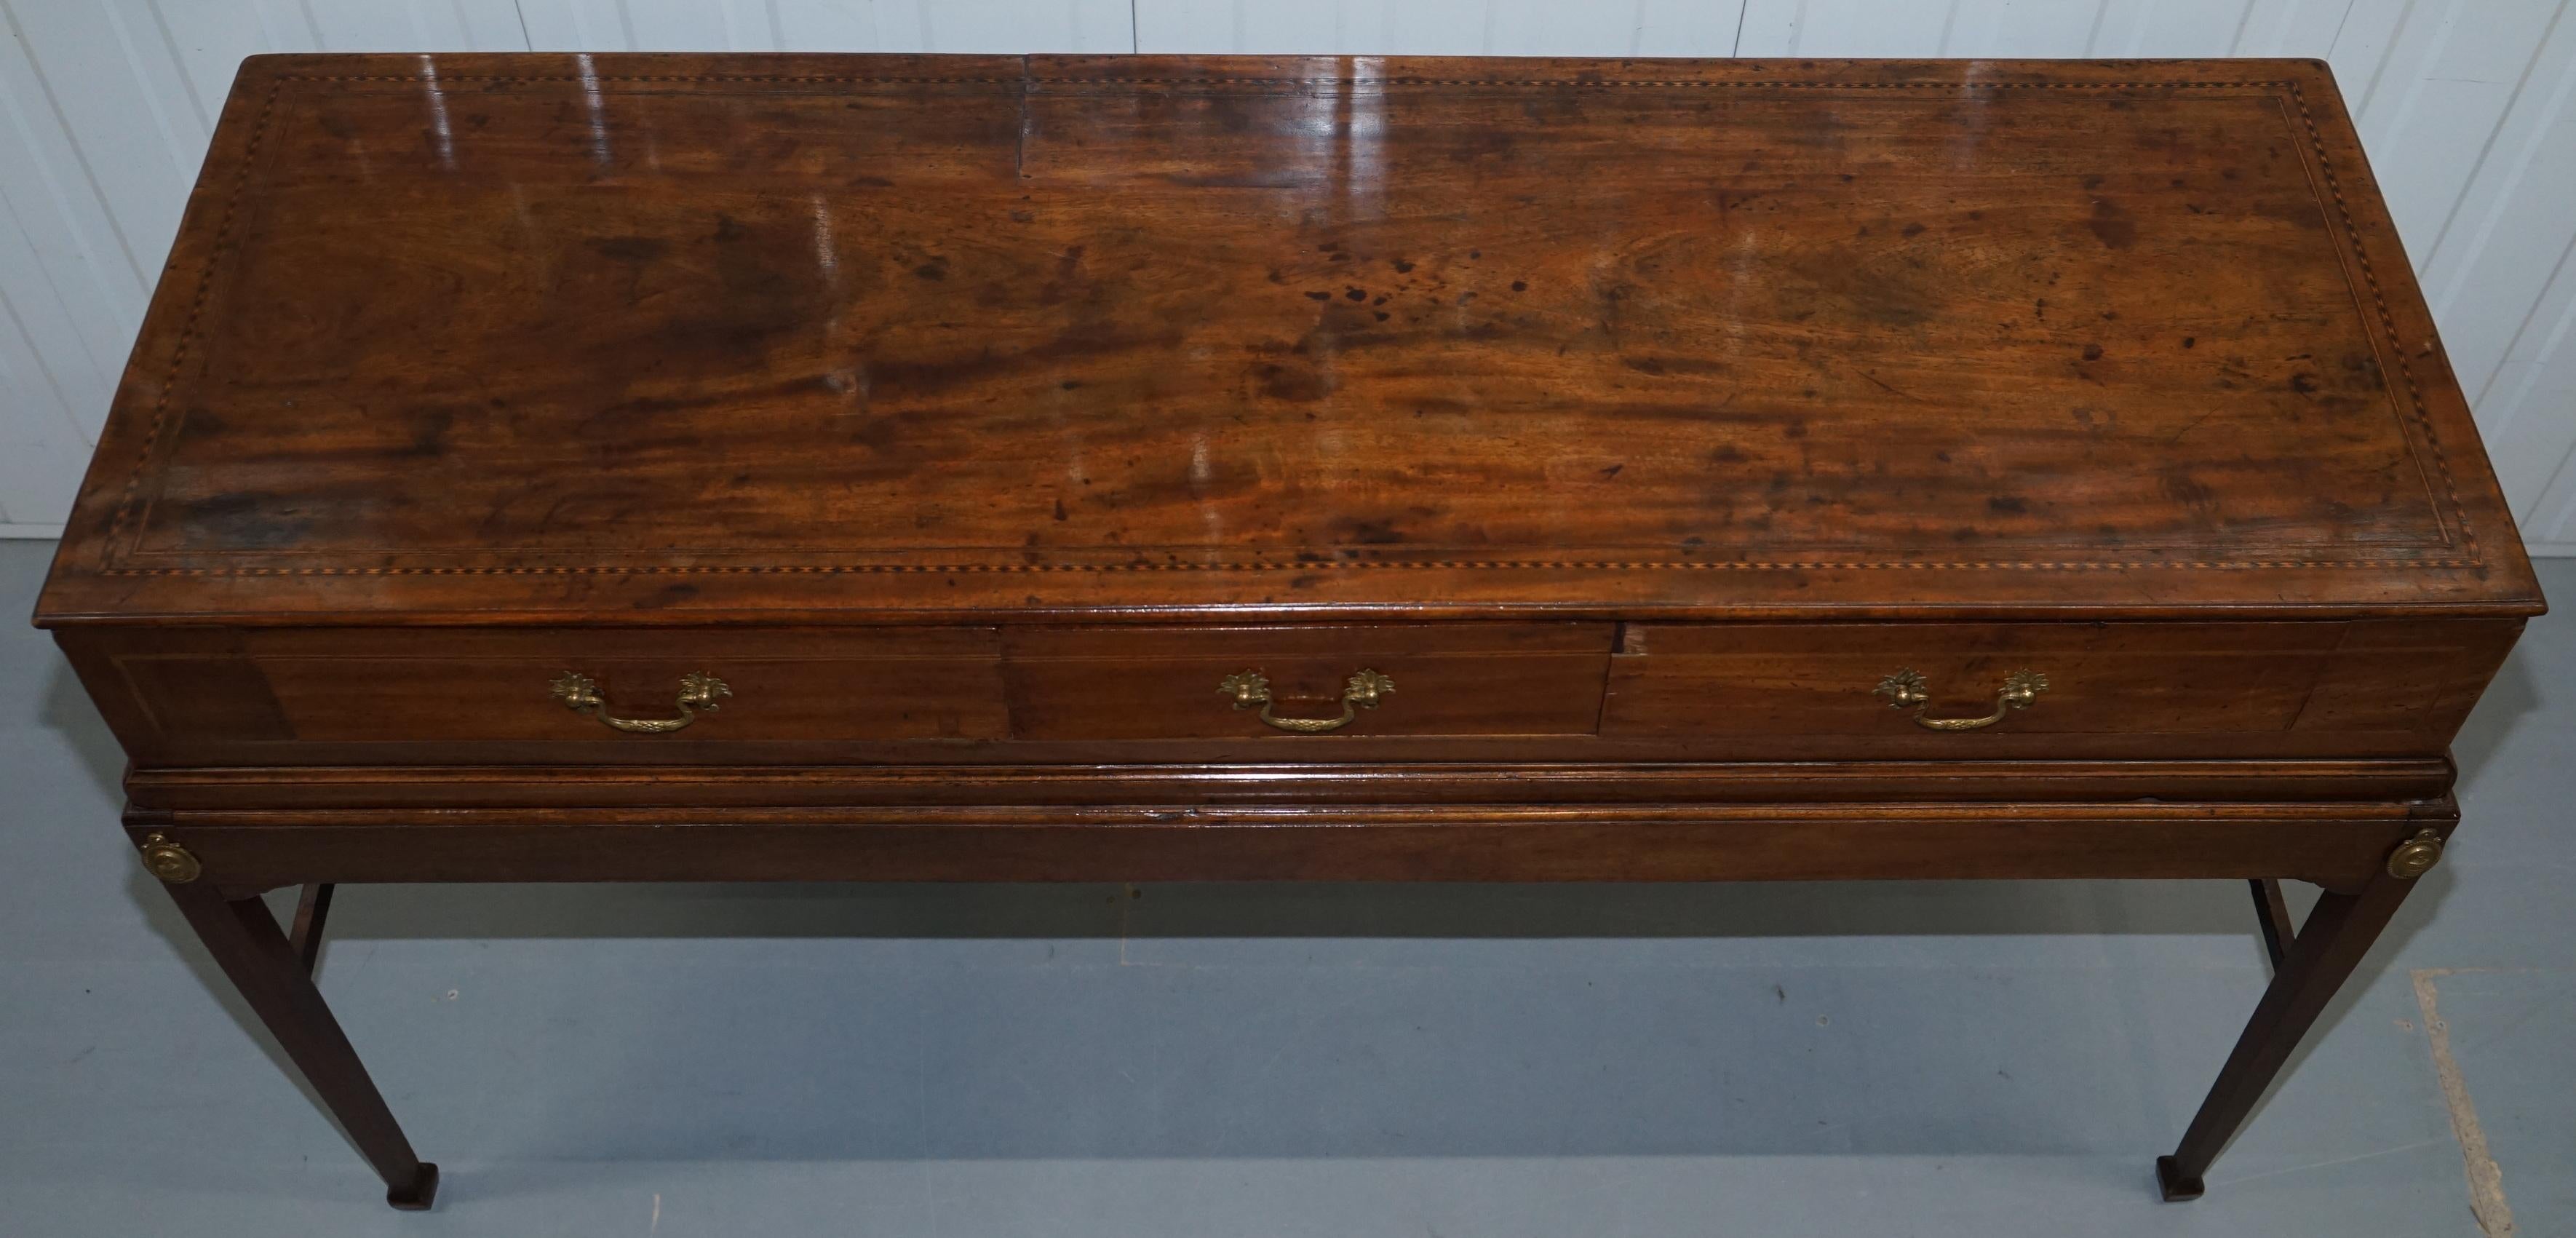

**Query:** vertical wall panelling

left=1732, top=0, right=1955, bottom=57
left=758, top=1, right=867, bottom=50
left=1942, top=1, right=2100, bottom=58
left=931, top=1, right=1132, bottom=53
left=1126, top=0, right=1221, bottom=52
left=2335, top=0, right=2576, bottom=549
left=0, top=0, right=169, bottom=526
left=2512, top=271, right=2576, bottom=548
left=2503, top=245, right=2576, bottom=549
left=2090, top=0, right=2259, bottom=57
left=303, top=0, right=529, bottom=50
left=1632, top=0, right=1743, bottom=56
left=3, top=0, right=2574, bottom=545
left=1481, top=0, right=1653, bottom=56
left=2404, top=4, right=2576, bottom=538
left=2233, top=0, right=2355, bottom=55
left=757, top=1, right=920, bottom=52
left=1139, top=1, right=1488, bottom=55
left=1134, top=0, right=1744, bottom=56
left=515, top=1, right=630, bottom=50
left=151, top=2, right=305, bottom=127
left=2343, top=0, right=2562, bottom=271
left=4, top=1, right=194, bottom=335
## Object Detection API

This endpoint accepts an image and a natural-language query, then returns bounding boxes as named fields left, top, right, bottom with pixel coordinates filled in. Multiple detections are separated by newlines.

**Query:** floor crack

left=2413, top=969, right=2517, bottom=1237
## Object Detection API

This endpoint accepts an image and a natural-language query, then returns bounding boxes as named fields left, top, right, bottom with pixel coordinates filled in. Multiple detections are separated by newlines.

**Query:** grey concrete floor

left=0, top=537, right=2567, bottom=1237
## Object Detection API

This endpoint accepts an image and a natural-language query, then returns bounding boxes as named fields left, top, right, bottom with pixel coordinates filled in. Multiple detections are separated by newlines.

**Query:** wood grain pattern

left=119, top=758, right=2460, bottom=812
left=127, top=798, right=2457, bottom=895
left=13, top=7, right=2576, bottom=547
left=28, top=55, right=2548, bottom=1205
left=57, top=615, right=2516, bottom=767
left=246, top=627, right=1009, bottom=743
left=1005, top=623, right=1611, bottom=739
left=31, top=54, right=2543, bottom=627
left=1602, top=617, right=2523, bottom=757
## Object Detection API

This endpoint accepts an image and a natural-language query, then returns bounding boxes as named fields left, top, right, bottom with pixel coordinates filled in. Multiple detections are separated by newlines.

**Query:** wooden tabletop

left=34, top=55, right=2541, bottom=626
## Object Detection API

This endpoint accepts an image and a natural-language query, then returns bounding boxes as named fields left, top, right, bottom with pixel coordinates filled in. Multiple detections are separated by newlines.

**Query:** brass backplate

left=139, top=833, right=202, bottom=884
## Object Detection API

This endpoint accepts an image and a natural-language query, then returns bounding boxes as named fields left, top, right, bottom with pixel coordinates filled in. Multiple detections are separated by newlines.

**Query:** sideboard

left=34, top=53, right=2543, bottom=1209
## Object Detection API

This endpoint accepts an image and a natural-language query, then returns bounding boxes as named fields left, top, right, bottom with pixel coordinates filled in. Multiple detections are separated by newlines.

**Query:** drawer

left=72, top=627, right=1011, bottom=759
left=1003, top=624, right=1615, bottom=741
left=65, top=617, right=2513, bottom=768
left=1601, top=620, right=2519, bottom=758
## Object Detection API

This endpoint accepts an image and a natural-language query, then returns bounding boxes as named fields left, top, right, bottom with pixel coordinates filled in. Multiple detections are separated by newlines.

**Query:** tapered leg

left=163, top=881, right=440, bottom=1210
left=2157, top=860, right=2425, bottom=1201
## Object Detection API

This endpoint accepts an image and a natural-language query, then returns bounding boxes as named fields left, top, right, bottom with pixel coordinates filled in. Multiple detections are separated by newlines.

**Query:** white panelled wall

left=3, top=0, right=2573, bottom=549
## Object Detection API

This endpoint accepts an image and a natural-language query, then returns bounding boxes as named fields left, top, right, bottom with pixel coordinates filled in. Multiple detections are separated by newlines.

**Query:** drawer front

left=79, top=628, right=1010, bottom=758
left=1602, top=620, right=2519, bottom=758
left=1003, top=624, right=1615, bottom=741
left=62, top=617, right=2511, bottom=770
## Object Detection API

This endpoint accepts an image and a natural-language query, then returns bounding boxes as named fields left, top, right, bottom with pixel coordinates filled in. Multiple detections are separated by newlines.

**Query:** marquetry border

left=95, top=68, right=2481, bottom=579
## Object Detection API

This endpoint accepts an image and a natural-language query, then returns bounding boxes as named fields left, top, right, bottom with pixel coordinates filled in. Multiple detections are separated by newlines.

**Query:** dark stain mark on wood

left=1334, top=517, right=1406, bottom=545
left=2088, top=198, right=2139, bottom=249
left=1256, top=363, right=1333, bottom=402
left=174, top=493, right=317, bottom=550
left=587, top=236, right=669, bottom=263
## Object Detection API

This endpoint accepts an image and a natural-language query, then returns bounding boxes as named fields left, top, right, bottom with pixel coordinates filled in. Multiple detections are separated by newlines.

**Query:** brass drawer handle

left=549, top=671, right=731, bottom=734
left=1875, top=667, right=2048, bottom=731
left=1219, top=668, right=1395, bottom=734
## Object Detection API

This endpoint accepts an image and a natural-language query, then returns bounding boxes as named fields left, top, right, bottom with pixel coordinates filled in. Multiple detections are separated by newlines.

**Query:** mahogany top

left=34, top=54, right=2542, bottom=626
